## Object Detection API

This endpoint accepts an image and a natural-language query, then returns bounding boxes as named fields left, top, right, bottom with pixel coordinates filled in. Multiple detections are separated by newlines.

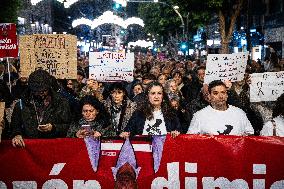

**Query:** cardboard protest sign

left=19, top=34, right=77, bottom=79
left=0, top=102, right=5, bottom=141
left=204, top=52, right=248, bottom=84
left=0, top=102, right=4, bottom=123
left=89, top=51, right=134, bottom=82
left=250, top=71, right=284, bottom=102
left=0, top=23, right=18, bottom=58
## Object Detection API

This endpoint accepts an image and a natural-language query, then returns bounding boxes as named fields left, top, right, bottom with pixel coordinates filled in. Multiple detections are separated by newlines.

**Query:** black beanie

left=28, top=69, right=52, bottom=92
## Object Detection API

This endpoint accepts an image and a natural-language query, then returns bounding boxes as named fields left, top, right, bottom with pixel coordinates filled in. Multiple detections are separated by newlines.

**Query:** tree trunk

left=218, top=0, right=244, bottom=54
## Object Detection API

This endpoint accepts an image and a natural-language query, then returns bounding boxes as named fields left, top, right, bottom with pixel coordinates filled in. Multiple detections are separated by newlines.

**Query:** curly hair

left=139, top=81, right=175, bottom=120
left=114, top=163, right=138, bottom=189
left=272, top=93, right=284, bottom=118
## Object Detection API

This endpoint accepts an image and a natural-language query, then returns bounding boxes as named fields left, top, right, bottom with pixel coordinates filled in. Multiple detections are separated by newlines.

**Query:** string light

left=128, top=40, right=153, bottom=48
left=72, top=11, right=144, bottom=29
left=31, top=0, right=79, bottom=8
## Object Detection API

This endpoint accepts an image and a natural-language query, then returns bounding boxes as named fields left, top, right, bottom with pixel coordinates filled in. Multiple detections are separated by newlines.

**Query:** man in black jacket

left=11, top=70, right=71, bottom=148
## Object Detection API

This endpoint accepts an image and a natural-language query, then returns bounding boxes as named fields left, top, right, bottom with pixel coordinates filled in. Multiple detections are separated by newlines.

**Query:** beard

left=33, top=91, right=49, bottom=104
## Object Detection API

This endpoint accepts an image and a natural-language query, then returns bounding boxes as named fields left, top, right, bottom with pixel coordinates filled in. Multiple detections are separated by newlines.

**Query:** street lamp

left=153, top=2, right=185, bottom=38
left=124, top=1, right=185, bottom=37
left=172, top=5, right=185, bottom=37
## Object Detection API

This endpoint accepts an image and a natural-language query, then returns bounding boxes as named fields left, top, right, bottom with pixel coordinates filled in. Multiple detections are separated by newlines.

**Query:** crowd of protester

left=0, top=50, right=284, bottom=147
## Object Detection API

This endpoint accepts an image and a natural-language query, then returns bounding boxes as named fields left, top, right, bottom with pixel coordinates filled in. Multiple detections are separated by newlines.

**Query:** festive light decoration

left=72, top=11, right=144, bottom=29
left=31, top=0, right=79, bottom=8
left=128, top=40, right=153, bottom=48
left=31, top=0, right=41, bottom=5
left=114, top=0, right=127, bottom=7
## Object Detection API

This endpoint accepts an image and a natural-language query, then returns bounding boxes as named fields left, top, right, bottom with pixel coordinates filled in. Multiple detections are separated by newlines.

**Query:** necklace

left=32, top=98, right=44, bottom=125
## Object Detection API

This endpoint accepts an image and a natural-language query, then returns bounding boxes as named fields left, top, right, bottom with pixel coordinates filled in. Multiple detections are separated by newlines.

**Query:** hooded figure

left=11, top=69, right=72, bottom=148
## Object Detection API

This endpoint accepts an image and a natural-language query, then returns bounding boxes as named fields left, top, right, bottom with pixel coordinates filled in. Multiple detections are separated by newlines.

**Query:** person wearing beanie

left=11, top=69, right=72, bottom=148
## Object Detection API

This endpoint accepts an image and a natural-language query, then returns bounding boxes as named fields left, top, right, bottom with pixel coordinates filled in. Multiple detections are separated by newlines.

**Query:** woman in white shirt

left=120, top=81, right=181, bottom=138
left=261, top=93, right=284, bottom=137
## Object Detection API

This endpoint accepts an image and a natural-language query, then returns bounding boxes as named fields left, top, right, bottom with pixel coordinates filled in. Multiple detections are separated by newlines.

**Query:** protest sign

left=89, top=51, right=134, bottom=82
left=19, top=34, right=77, bottom=79
left=0, top=23, right=18, bottom=58
left=0, top=102, right=5, bottom=142
left=0, top=102, right=4, bottom=123
left=204, top=52, right=248, bottom=84
left=250, top=71, right=284, bottom=102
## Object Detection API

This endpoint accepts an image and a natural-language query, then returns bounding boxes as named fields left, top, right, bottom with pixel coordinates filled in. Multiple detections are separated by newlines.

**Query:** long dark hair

left=139, top=81, right=175, bottom=120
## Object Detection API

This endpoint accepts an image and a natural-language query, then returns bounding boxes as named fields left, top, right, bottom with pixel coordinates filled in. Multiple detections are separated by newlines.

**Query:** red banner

left=0, top=23, right=18, bottom=58
left=1, top=135, right=284, bottom=189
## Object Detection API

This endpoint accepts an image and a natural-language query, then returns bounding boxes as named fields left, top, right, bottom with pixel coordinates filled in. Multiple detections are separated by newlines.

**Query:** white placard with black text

left=250, top=71, right=284, bottom=102
left=204, top=52, right=248, bottom=84
left=89, top=51, right=134, bottom=82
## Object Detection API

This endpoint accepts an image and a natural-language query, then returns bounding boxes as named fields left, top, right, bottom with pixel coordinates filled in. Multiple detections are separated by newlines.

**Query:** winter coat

left=11, top=90, right=72, bottom=138
left=124, top=110, right=181, bottom=136
left=104, top=98, right=137, bottom=136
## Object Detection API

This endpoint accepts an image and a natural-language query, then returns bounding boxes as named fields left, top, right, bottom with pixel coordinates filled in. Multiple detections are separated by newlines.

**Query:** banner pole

left=7, top=57, right=12, bottom=93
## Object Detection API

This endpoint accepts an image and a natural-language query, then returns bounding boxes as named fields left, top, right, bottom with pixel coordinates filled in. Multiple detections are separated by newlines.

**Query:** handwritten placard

left=204, top=52, right=248, bottom=84
left=19, top=34, right=77, bottom=79
left=0, top=102, right=3, bottom=142
left=0, top=23, right=18, bottom=58
left=250, top=71, right=284, bottom=102
left=89, top=51, right=134, bottom=82
left=0, top=102, right=4, bottom=123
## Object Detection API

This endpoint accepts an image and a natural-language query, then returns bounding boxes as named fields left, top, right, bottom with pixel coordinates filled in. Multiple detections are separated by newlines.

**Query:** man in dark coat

left=11, top=70, right=71, bottom=147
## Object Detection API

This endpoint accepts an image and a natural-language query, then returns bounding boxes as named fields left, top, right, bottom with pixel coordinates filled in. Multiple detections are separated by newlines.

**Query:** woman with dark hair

left=67, top=95, right=110, bottom=138
left=130, top=82, right=144, bottom=101
left=104, top=82, right=137, bottom=137
left=120, top=81, right=181, bottom=138
left=261, top=93, right=284, bottom=137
